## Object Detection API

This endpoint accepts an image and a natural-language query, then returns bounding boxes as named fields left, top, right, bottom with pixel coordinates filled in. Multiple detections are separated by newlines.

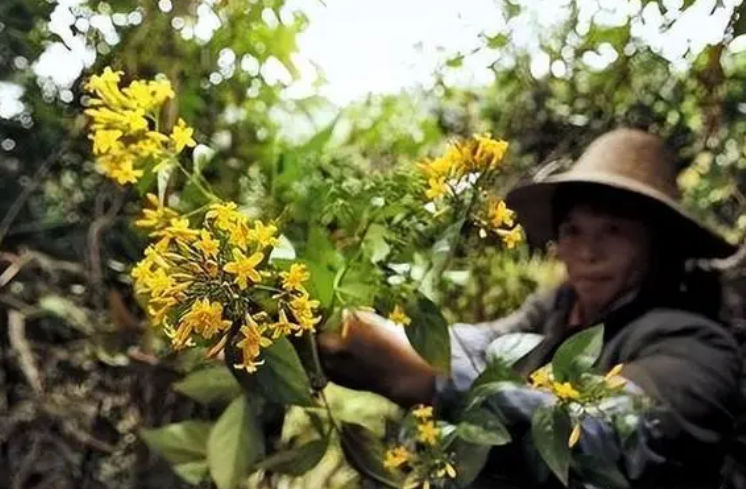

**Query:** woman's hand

left=317, top=311, right=437, bottom=408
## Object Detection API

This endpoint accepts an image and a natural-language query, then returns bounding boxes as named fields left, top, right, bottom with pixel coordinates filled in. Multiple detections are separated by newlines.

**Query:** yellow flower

left=388, top=305, right=411, bottom=327
left=148, top=296, right=177, bottom=326
left=418, top=155, right=454, bottom=180
left=269, top=308, right=299, bottom=339
left=144, top=268, right=175, bottom=297
left=135, top=193, right=179, bottom=231
left=605, top=363, right=627, bottom=389
left=206, top=201, right=240, bottom=231
left=529, top=368, right=552, bottom=389
left=383, top=446, right=411, bottom=470
left=196, top=230, right=221, bottom=259
left=288, top=294, right=321, bottom=333
left=473, top=133, right=509, bottom=170
left=487, top=198, right=515, bottom=229
left=425, top=177, right=449, bottom=201
left=131, top=258, right=154, bottom=287
left=417, top=421, right=439, bottom=446
left=228, top=221, right=251, bottom=249
left=234, top=315, right=273, bottom=372
left=178, top=298, right=231, bottom=343
left=280, top=263, right=310, bottom=291
left=223, top=249, right=264, bottom=290
left=412, top=405, right=433, bottom=420
left=91, top=129, right=123, bottom=155
left=440, top=462, right=457, bottom=479
left=569, top=423, right=581, bottom=448
left=171, top=118, right=196, bottom=153
left=123, top=79, right=175, bottom=111
left=109, top=158, right=144, bottom=185
left=500, top=225, right=523, bottom=249
left=248, top=221, right=279, bottom=249
left=553, top=381, right=581, bottom=401
left=159, top=217, right=200, bottom=242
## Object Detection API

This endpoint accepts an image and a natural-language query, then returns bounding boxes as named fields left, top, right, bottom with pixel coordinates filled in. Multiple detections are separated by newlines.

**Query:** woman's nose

left=576, top=237, right=601, bottom=262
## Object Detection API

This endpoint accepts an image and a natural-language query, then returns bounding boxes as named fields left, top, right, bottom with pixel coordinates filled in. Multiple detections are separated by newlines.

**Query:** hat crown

left=569, top=128, right=681, bottom=200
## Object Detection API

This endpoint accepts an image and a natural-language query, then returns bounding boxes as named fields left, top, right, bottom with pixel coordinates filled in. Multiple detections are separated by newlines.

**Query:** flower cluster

left=417, top=134, right=523, bottom=249
left=529, top=364, right=628, bottom=448
left=131, top=197, right=321, bottom=372
left=84, top=67, right=196, bottom=185
left=384, top=405, right=457, bottom=489
left=418, top=133, right=509, bottom=201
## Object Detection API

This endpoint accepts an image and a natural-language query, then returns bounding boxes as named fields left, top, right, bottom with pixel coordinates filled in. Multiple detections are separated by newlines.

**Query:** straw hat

left=505, top=128, right=735, bottom=259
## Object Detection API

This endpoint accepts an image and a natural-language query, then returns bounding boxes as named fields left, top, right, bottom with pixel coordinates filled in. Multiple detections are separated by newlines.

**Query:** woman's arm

left=317, top=290, right=554, bottom=408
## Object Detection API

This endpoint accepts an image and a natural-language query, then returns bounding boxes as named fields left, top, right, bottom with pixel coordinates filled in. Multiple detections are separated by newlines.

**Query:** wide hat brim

left=505, top=171, right=736, bottom=259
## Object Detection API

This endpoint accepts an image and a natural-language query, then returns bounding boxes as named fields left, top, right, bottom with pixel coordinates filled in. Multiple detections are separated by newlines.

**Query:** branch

left=7, top=309, right=43, bottom=394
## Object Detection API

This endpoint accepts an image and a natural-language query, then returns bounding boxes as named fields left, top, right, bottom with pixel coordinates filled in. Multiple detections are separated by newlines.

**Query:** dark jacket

left=439, top=285, right=743, bottom=489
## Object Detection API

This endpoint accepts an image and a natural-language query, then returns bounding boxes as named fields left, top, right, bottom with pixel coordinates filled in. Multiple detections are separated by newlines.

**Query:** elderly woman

left=318, top=129, right=743, bottom=489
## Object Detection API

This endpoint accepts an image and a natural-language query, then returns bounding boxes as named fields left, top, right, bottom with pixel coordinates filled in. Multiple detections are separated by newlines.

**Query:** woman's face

left=556, top=204, right=652, bottom=315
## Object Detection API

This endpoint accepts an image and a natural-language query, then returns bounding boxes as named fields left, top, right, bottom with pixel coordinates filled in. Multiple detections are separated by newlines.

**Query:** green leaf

left=361, top=223, right=391, bottom=264
left=254, top=336, right=315, bottom=407
left=446, top=54, right=464, bottom=68
left=300, top=115, right=339, bottom=154
left=172, top=365, right=242, bottom=405
left=157, top=163, right=175, bottom=204
left=486, top=33, right=509, bottom=49
left=207, top=396, right=264, bottom=489
left=193, top=144, right=216, bottom=176
left=472, top=360, right=522, bottom=388
left=136, top=166, right=157, bottom=195
left=302, top=227, right=344, bottom=308
left=419, top=218, right=465, bottom=302
left=255, top=438, right=329, bottom=476
left=340, top=423, right=401, bottom=488
left=456, top=408, right=511, bottom=446
left=551, top=324, right=604, bottom=383
left=735, top=2, right=746, bottom=37
left=404, top=295, right=451, bottom=374
left=269, top=235, right=296, bottom=262
left=173, top=460, right=210, bottom=485
left=450, top=439, right=491, bottom=487
left=466, top=381, right=522, bottom=410
left=140, top=421, right=212, bottom=465
left=573, top=454, right=630, bottom=489
left=335, top=260, right=379, bottom=306
left=531, top=406, right=572, bottom=486
left=485, top=332, right=544, bottom=366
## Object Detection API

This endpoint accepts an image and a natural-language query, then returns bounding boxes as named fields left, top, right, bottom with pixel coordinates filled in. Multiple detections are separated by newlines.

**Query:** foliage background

left=1, top=0, right=745, bottom=488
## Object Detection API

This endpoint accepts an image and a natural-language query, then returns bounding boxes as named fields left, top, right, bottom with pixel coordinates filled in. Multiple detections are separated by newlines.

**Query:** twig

left=0, top=294, right=40, bottom=317
left=87, top=189, right=126, bottom=310
left=11, top=435, right=41, bottom=489
left=7, top=310, right=43, bottom=394
left=0, top=252, right=33, bottom=289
